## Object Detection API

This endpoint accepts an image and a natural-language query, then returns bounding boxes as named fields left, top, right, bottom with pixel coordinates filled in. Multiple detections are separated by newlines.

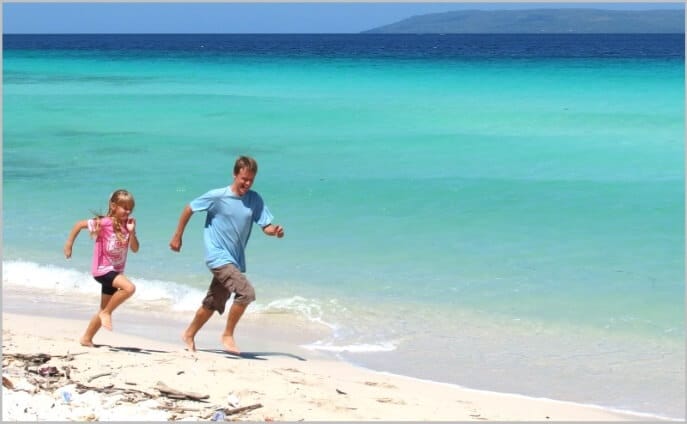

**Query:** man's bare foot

left=99, top=312, right=113, bottom=331
left=80, top=337, right=95, bottom=347
left=181, top=332, right=196, bottom=352
left=221, top=335, right=240, bottom=355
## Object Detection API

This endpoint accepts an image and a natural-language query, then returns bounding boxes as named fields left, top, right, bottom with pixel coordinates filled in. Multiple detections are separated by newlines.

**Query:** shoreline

left=1, top=287, right=666, bottom=421
left=1, top=285, right=333, bottom=361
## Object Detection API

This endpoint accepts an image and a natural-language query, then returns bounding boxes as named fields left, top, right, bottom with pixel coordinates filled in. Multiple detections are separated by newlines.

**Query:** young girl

left=64, top=189, right=139, bottom=347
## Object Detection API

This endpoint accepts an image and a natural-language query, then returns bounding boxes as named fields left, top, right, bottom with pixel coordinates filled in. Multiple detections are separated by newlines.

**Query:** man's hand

left=170, top=234, right=183, bottom=252
left=265, top=224, right=285, bottom=238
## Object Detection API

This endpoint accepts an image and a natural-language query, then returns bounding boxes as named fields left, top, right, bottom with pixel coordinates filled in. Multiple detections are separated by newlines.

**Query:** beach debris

left=201, top=403, right=264, bottom=419
left=4, top=352, right=83, bottom=365
left=226, top=393, right=240, bottom=408
left=75, top=381, right=154, bottom=398
left=336, top=388, right=347, bottom=395
left=4, top=352, right=52, bottom=365
left=155, top=381, right=209, bottom=401
left=3, top=351, right=264, bottom=421
left=221, top=403, right=263, bottom=416
left=3, top=375, right=15, bottom=389
left=87, top=372, right=112, bottom=382
left=38, top=366, right=59, bottom=377
left=156, top=401, right=202, bottom=413
left=61, top=365, right=72, bottom=380
left=60, top=388, right=73, bottom=404
left=211, top=410, right=226, bottom=421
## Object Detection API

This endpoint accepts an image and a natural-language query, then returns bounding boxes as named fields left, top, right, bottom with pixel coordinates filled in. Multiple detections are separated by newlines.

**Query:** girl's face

left=110, top=201, right=134, bottom=222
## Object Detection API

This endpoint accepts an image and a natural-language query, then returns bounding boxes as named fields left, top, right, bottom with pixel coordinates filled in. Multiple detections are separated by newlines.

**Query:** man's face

left=233, top=167, right=256, bottom=196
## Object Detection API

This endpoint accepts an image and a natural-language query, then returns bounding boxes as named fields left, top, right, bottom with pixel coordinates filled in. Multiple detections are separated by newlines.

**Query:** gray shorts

left=201, top=263, right=256, bottom=315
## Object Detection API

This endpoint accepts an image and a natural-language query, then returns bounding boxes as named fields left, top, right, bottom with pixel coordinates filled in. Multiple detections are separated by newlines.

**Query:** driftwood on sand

left=87, top=372, right=112, bottom=383
left=222, top=403, right=264, bottom=415
left=4, top=352, right=85, bottom=364
left=155, top=381, right=210, bottom=401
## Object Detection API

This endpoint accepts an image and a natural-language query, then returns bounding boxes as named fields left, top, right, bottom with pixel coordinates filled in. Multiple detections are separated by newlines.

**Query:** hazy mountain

left=363, top=9, right=685, bottom=34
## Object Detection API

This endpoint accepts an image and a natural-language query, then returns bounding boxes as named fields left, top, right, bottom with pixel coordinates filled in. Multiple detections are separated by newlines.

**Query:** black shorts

left=94, top=271, right=119, bottom=295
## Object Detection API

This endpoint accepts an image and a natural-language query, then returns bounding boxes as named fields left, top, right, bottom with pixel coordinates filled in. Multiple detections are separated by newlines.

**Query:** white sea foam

left=2, top=260, right=340, bottom=326
left=250, top=295, right=338, bottom=329
left=302, top=340, right=398, bottom=354
left=2, top=260, right=205, bottom=313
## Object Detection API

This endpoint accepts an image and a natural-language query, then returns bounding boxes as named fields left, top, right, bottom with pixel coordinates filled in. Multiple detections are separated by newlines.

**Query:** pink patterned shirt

left=88, top=217, right=130, bottom=276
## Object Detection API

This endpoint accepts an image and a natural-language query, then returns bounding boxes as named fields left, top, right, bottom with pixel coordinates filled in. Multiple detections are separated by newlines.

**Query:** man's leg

left=221, top=302, right=247, bottom=354
left=182, top=306, right=213, bottom=352
left=211, top=264, right=254, bottom=355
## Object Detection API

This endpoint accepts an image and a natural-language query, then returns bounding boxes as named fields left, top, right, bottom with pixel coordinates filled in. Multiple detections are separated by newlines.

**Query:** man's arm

left=170, top=204, right=194, bottom=251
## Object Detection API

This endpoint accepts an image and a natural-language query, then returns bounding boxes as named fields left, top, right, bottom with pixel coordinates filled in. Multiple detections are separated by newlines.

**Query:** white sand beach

left=1, top=286, right=658, bottom=422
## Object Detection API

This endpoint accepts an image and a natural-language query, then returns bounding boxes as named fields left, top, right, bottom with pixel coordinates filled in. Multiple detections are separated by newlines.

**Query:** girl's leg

left=81, top=294, right=111, bottom=346
left=98, top=274, right=136, bottom=331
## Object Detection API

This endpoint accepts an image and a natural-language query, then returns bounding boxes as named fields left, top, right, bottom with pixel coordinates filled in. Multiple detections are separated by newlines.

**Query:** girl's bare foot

left=221, top=335, right=240, bottom=355
left=98, top=311, right=113, bottom=330
left=181, top=332, right=196, bottom=352
left=80, top=337, right=95, bottom=347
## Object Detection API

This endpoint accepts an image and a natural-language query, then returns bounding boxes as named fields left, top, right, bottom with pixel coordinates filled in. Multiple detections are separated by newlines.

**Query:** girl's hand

left=126, top=217, right=136, bottom=233
left=88, top=217, right=101, bottom=238
left=64, top=244, right=73, bottom=259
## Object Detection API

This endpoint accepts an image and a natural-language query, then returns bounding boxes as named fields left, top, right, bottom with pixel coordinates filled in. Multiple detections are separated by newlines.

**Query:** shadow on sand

left=198, top=349, right=307, bottom=361
left=93, top=344, right=170, bottom=355
left=90, top=344, right=304, bottom=361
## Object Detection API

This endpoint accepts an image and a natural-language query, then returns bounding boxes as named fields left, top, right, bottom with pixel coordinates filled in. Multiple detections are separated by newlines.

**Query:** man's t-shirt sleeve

left=190, top=189, right=218, bottom=212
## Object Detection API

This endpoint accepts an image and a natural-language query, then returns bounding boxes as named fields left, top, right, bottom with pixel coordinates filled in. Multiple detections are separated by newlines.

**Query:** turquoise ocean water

left=2, top=34, right=684, bottom=419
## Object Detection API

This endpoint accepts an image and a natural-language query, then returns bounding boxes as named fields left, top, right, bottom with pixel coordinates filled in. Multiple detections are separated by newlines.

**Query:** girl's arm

left=127, top=217, right=140, bottom=253
left=64, top=220, right=89, bottom=258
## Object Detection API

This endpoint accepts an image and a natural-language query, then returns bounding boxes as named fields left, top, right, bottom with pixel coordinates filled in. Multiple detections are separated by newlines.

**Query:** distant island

left=362, top=9, right=684, bottom=34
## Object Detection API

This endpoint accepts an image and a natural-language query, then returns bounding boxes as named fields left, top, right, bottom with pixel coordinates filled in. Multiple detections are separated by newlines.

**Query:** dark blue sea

left=3, top=33, right=684, bottom=58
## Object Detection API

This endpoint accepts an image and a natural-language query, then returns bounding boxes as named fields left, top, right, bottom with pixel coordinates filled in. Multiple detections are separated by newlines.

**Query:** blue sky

left=3, top=2, right=684, bottom=34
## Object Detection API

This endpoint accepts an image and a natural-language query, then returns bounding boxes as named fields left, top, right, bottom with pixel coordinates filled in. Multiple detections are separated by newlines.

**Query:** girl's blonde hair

left=91, top=189, right=135, bottom=242
left=108, top=189, right=135, bottom=215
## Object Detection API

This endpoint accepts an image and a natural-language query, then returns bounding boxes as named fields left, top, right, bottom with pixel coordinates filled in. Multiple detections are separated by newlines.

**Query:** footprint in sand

left=469, top=408, right=489, bottom=421
left=274, top=368, right=302, bottom=376
left=363, top=381, right=397, bottom=389
left=375, top=397, right=405, bottom=405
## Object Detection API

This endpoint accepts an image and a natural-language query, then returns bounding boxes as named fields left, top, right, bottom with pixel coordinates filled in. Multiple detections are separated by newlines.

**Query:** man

left=169, top=155, right=285, bottom=354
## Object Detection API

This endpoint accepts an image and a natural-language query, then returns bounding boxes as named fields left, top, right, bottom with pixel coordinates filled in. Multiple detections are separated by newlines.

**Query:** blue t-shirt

left=190, top=186, right=273, bottom=271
